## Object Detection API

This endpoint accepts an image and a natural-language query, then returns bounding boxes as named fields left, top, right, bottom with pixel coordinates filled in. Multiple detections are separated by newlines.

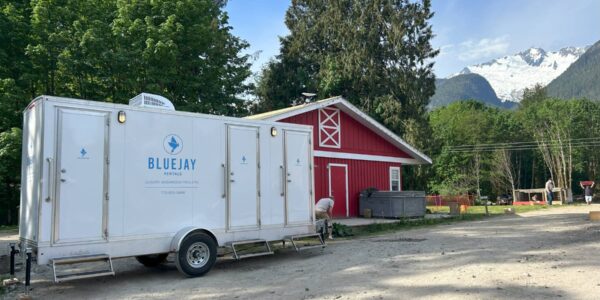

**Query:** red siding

left=281, top=107, right=411, bottom=158
left=276, top=104, right=412, bottom=217
left=314, top=157, right=401, bottom=217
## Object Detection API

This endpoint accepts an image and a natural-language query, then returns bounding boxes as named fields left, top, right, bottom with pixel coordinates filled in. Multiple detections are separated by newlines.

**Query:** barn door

left=54, top=108, right=108, bottom=243
left=284, top=130, right=312, bottom=225
left=227, top=125, right=260, bottom=230
left=328, top=164, right=348, bottom=218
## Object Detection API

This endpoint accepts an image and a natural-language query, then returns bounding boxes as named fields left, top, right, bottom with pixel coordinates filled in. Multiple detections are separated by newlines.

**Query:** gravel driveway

left=4, top=205, right=600, bottom=299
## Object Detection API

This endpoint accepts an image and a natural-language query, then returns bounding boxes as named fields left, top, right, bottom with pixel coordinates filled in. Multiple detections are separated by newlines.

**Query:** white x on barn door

left=318, top=107, right=341, bottom=148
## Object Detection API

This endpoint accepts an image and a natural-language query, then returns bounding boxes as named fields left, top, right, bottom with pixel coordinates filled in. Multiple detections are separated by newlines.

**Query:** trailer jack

left=25, top=248, right=32, bottom=289
left=9, top=242, right=19, bottom=276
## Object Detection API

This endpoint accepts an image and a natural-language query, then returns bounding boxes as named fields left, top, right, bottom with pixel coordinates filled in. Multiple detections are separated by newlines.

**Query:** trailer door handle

left=45, top=158, right=54, bottom=202
left=60, top=179, right=66, bottom=183
left=280, top=165, right=285, bottom=196
left=221, top=164, right=226, bottom=198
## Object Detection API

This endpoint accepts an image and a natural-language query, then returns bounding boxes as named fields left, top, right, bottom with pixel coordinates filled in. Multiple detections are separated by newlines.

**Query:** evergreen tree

left=0, top=0, right=253, bottom=224
left=255, top=0, right=438, bottom=144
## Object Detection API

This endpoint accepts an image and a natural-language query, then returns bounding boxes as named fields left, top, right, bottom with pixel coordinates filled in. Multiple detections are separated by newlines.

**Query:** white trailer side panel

left=38, top=100, right=57, bottom=245
left=19, top=100, right=44, bottom=243
left=123, top=110, right=196, bottom=236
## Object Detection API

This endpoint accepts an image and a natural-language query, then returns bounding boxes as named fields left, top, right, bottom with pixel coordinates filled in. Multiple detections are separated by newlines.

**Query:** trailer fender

left=170, top=227, right=219, bottom=253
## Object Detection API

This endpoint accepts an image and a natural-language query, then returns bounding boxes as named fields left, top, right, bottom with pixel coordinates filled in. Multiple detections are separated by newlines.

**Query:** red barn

left=247, top=96, right=431, bottom=218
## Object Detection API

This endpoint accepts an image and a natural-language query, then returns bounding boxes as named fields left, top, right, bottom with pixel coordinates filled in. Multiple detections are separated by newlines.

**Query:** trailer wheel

left=135, top=253, right=168, bottom=267
left=175, top=232, right=217, bottom=277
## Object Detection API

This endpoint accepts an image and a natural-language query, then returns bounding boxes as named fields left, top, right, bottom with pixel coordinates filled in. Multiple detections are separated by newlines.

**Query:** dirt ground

left=4, top=205, right=600, bottom=299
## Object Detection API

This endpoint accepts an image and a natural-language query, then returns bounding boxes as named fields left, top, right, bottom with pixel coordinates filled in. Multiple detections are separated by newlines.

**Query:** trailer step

left=55, top=270, right=115, bottom=282
left=52, top=254, right=114, bottom=283
left=287, top=233, right=326, bottom=251
left=229, top=239, right=274, bottom=260
left=52, top=254, right=111, bottom=265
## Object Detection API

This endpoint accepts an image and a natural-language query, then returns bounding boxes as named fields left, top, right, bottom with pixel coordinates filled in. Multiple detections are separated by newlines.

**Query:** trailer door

left=227, top=125, right=259, bottom=230
left=284, top=130, right=312, bottom=225
left=54, top=108, right=108, bottom=243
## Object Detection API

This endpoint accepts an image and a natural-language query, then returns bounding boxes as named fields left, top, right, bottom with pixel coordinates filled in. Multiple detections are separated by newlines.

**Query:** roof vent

left=129, top=93, right=175, bottom=111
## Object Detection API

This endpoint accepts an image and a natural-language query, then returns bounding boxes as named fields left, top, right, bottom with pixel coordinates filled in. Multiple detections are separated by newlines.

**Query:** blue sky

left=225, top=0, right=600, bottom=78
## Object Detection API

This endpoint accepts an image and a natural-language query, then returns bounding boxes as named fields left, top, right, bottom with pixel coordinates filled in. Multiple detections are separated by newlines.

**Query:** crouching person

left=315, top=196, right=335, bottom=239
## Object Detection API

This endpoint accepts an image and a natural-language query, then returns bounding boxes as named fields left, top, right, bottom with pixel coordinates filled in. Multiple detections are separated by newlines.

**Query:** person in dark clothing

left=580, top=182, right=595, bottom=205
left=545, top=179, right=554, bottom=205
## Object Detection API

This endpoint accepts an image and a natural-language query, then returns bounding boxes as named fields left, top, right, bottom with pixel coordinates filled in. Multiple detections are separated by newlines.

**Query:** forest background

left=1, top=0, right=598, bottom=225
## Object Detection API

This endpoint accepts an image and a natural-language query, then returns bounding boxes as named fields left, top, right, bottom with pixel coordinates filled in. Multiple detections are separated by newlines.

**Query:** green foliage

left=518, top=96, right=600, bottom=190
left=332, top=223, right=353, bottom=237
left=428, top=95, right=600, bottom=199
left=0, top=0, right=252, bottom=224
left=546, top=40, right=600, bottom=101
left=429, top=101, right=508, bottom=194
left=21, top=0, right=252, bottom=114
left=254, top=0, right=438, bottom=148
left=0, top=128, right=21, bottom=225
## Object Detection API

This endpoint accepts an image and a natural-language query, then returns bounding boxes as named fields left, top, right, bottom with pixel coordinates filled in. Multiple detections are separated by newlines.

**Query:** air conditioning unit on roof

left=129, top=93, right=175, bottom=111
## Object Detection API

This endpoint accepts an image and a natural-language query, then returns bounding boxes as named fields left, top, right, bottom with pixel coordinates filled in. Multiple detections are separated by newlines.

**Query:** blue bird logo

left=168, top=136, right=179, bottom=153
left=80, top=148, right=87, bottom=157
left=163, top=134, right=183, bottom=155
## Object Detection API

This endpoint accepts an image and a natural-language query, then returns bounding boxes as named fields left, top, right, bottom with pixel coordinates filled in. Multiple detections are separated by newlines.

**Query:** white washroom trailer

left=18, top=94, right=321, bottom=282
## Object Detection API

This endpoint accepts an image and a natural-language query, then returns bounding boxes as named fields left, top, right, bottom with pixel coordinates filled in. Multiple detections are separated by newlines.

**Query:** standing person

left=315, top=196, right=335, bottom=239
left=545, top=179, right=555, bottom=205
left=580, top=181, right=595, bottom=205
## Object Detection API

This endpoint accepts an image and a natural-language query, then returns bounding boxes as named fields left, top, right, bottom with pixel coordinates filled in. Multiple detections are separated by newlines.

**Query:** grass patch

left=428, top=204, right=550, bottom=215
left=0, top=225, right=18, bottom=232
left=344, top=205, right=554, bottom=238
left=344, top=214, right=484, bottom=238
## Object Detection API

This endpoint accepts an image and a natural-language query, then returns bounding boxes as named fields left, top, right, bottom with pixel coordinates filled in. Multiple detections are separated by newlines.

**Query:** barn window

left=389, top=167, right=400, bottom=191
left=318, top=107, right=341, bottom=148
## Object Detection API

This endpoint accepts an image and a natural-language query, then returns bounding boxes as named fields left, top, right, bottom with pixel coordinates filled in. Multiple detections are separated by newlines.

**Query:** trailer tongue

left=16, top=93, right=324, bottom=283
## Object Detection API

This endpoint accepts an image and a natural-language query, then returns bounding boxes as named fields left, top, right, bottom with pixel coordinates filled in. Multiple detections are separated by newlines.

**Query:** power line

left=446, top=137, right=600, bottom=150
left=447, top=141, right=600, bottom=153
left=448, top=141, right=600, bottom=152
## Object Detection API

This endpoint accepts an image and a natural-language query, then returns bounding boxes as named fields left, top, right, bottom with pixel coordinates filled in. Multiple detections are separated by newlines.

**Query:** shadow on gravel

left=6, top=210, right=598, bottom=299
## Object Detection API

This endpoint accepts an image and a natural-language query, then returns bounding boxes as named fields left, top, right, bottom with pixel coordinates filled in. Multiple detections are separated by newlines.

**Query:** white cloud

left=438, top=44, right=454, bottom=57
left=457, top=35, right=510, bottom=61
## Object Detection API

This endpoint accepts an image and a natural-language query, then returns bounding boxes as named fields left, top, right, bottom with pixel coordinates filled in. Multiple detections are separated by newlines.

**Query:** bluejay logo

left=78, top=148, right=90, bottom=159
left=148, top=134, right=196, bottom=175
left=163, top=134, right=183, bottom=155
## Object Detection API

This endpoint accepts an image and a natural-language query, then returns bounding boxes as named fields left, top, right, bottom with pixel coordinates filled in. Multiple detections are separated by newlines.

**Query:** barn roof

left=246, top=96, right=432, bottom=165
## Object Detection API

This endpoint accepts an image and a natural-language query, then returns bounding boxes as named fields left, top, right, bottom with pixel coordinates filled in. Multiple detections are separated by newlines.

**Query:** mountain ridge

left=429, top=73, right=515, bottom=110
left=546, top=40, right=600, bottom=100
left=451, top=45, right=588, bottom=102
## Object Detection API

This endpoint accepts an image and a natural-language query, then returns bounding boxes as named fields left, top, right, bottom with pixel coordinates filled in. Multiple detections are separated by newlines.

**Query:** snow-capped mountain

left=452, top=46, right=588, bottom=102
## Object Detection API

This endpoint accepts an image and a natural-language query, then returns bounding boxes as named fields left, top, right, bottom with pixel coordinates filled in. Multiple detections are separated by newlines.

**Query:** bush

left=332, top=223, right=353, bottom=237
